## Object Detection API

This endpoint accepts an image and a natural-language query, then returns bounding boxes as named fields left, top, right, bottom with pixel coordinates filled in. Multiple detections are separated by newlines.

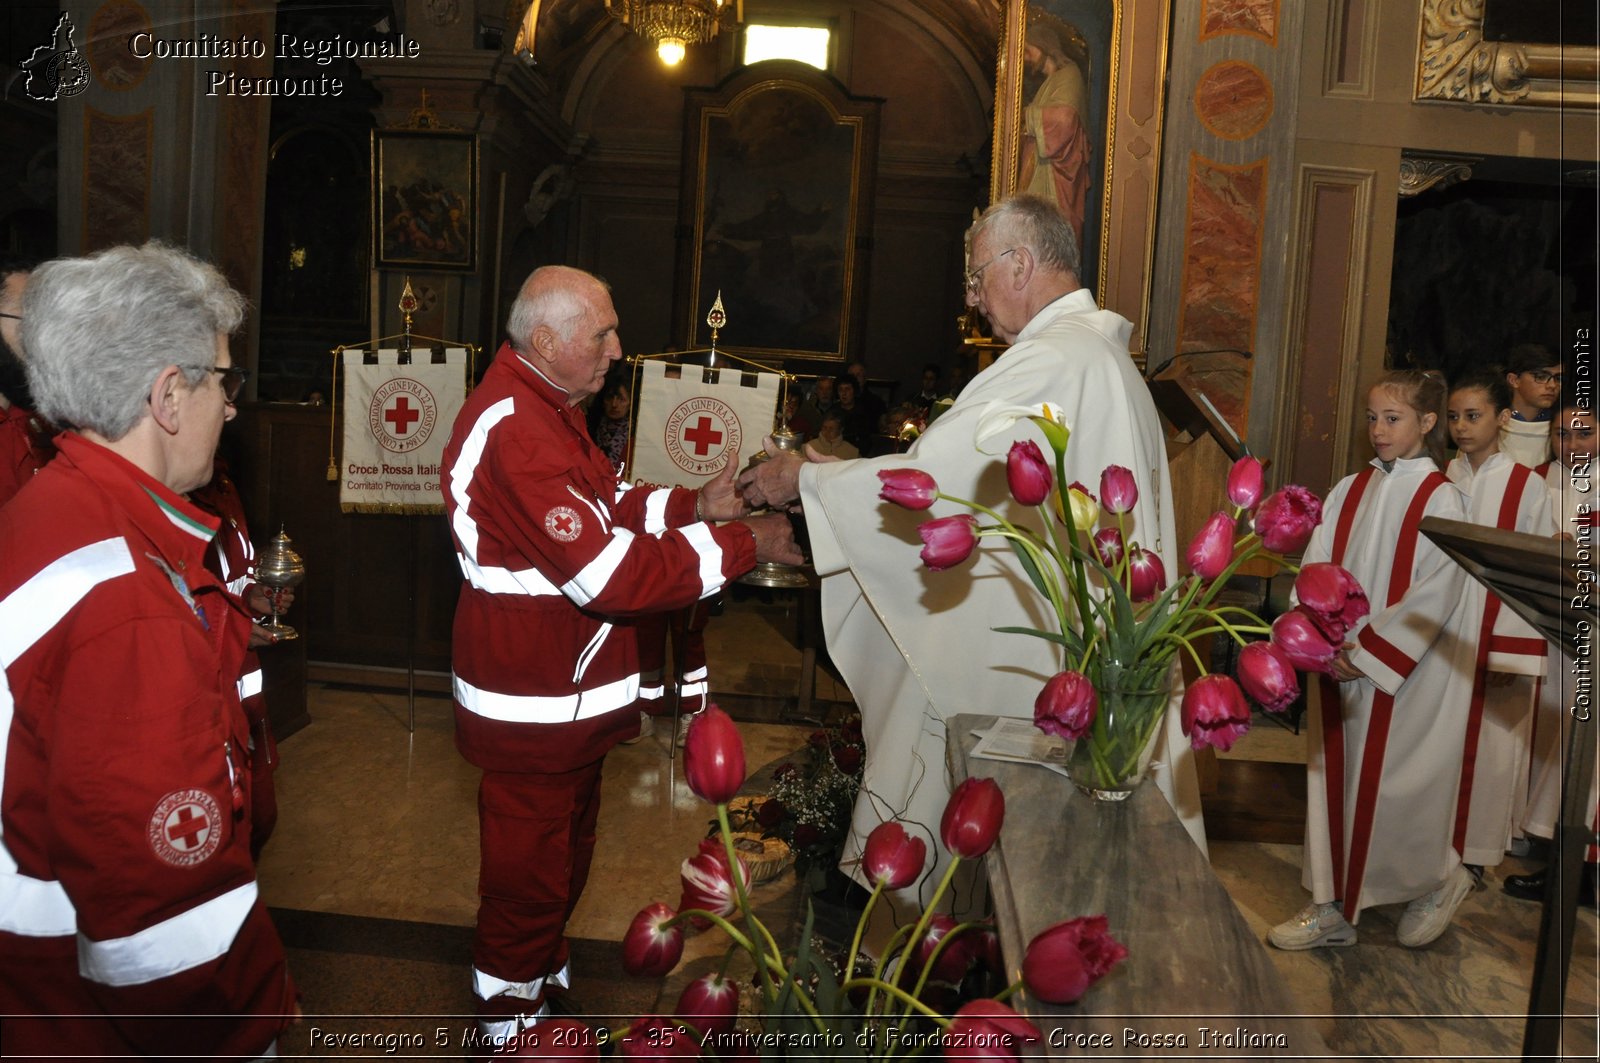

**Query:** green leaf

left=1004, top=536, right=1052, bottom=599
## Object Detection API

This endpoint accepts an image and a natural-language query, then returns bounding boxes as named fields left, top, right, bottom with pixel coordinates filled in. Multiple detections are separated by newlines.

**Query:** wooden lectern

left=1420, top=518, right=1596, bottom=1063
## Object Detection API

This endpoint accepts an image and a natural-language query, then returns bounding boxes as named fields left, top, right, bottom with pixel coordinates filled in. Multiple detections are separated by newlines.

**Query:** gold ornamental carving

left=1397, top=153, right=1477, bottom=198
left=1416, top=0, right=1598, bottom=110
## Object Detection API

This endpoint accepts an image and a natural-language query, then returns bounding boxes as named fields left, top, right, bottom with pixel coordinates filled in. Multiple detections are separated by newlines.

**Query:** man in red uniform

left=442, top=265, right=800, bottom=1046
left=0, top=255, right=52, bottom=508
left=0, top=243, right=297, bottom=1057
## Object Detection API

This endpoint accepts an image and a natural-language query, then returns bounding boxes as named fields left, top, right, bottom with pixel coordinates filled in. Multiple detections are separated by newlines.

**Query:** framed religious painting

left=675, top=63, right=881, bottom=362
left=371, top=130, right=478, bottom=271
left=991, top=0, right=1171, bottom=348
left=1416, top=0, right=1598, bottom=109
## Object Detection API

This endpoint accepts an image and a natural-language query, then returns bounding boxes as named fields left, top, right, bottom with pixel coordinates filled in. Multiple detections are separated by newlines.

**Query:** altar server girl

left=1442, top=372, right=1556, bottom=871
left=1270, top=370, right=1471, bottom=952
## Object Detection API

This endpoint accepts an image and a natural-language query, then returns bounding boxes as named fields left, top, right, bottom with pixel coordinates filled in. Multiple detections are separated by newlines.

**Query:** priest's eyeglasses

left=964, top=248, right=1016, bottom=293
left=184, top=364, right=249, bottom=402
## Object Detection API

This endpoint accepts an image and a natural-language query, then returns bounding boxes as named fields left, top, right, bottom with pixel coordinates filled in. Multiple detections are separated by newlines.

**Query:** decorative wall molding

left=1396, top=151, right=1477, bottom=197
left=1416, top=0, right=1598, bottom=110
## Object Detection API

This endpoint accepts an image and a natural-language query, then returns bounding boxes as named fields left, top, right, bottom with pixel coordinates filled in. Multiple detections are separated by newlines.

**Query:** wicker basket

left=725, top=797, right=794, bottom=884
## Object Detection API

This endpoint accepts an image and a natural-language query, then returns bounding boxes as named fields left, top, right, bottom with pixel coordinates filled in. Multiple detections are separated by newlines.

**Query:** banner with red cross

left=629, top=360, right=781, bottom=489
left=340, top=348, right=467, bottom=513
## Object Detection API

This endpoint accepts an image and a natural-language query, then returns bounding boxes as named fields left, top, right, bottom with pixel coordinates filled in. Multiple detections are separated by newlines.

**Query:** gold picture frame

left=1416, top=0, right=1599, bottom=109
left=991, top=0, right=1171, bottom=351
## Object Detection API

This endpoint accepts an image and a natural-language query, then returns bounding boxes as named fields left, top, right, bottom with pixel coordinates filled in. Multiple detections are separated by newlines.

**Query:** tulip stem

left=716, top=804, right=779, bottom=1007
left=891, top=855, right=964, bottom=1025
left=844, top=880, right=885, bottom=1001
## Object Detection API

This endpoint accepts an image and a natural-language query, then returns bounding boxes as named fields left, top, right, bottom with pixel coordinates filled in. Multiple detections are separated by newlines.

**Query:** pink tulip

left=1185, top=511, right=1236, bottom=581
left=975, top=923, right=1004, bottom=975
left=941, top=777, right=1005, bottom=858
left=943, top=999, right=1042, bottom=1061
left=500, top=1018, right=601, bottom=1059
left=675, top=971, right=739, bottom=1038
left=1099, top=465, right=1139, bottom=515
left=1005, top=440, right=1053, bottom=506
left=683, top=705, right=745, bottom=804
left=621, top=903, right=683, bottom=977
left=1092, top=527, right=1124, bottom=568
left=914, top=912, right=978, bottom=984
left=1253, top=485, right=1322, bottom=554
left=1180, top=674, right=1252, bottom=751
left=919, top=514, right=980, bottom=571
left=861, top=821, right=927, bottom=890
left=1237, top=641, right=1300, bottom=714
left=1270, top=607, right=1341, bottom=674
left=1033, top=670, right=1097, bottom=741
left=678, top=838, right=747, bottom=927
left=1021, top=914, right=1128, bottom=1004
left=1125, top=546, right=1167, bottom=602
left=618, top=1016, right=700, bottom=1059
left=1295, top=562, right=1371, bottom=640
left=1227, top=455, right=1265, bottom=510
left=878, top=468, right=939, bottom=510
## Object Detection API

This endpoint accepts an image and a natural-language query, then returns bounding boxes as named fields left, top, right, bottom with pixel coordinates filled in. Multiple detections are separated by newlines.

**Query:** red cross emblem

left=682, top=416, right=725, bottom=457
left=385, top=396, right=421, bottom=435
left=148, top=789, right=224, bottom=867
left=543, top=505, right=583, bottom=543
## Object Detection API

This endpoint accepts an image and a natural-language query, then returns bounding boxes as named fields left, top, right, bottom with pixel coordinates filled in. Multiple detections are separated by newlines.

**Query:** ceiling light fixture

left=604, top=0, right=741, bottom=66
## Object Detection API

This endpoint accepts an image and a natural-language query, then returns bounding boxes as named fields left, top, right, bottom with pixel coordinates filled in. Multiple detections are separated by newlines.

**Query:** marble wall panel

left=1176, top=155, right=1268, bottom=359
left=1200, top=0, right=1280, bottom=44
left=83, top=107, right=152, bottom=249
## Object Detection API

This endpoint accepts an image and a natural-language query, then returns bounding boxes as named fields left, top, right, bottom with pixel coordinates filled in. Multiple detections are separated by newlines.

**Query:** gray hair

left=968, top=194, right=1081, bottom=278
left=506, top=265, right=609, bottom=354
left=22, top=242, right=244, bottom=440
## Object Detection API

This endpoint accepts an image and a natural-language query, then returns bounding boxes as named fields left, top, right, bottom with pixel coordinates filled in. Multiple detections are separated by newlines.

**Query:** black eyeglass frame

left=181, top=364, right=249, bottom=403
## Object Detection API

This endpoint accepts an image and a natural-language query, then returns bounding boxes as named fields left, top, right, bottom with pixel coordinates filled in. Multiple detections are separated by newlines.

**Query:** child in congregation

left=1499, top=343, right=1564, bottom=467
left=1269, top=370, right=1472, bottom=952
left=1505, top=387, right=1599, bottom=908
left=1442, top=371, right=1557, bottom=877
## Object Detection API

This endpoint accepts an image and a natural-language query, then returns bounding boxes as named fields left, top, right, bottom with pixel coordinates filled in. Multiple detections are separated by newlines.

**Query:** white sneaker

left=621, top=711, right=655, bottom=745
left=1268, top=901, right=1357, bottom=950
left=1396, top=864, right=1475, bottom=948
left=675, top=710, right=703, bottom=749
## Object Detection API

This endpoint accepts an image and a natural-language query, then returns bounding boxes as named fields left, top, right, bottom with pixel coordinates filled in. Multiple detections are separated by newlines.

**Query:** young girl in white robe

left=1270, top=370, right=1471, bottom=951
left=1443, top=372, right=1556, bottom=870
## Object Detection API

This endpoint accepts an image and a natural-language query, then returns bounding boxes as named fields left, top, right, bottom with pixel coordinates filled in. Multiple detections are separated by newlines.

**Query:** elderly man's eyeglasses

left=964, top=248, right=1016, bottom=293
left=184, top=364, right=249, bottom=402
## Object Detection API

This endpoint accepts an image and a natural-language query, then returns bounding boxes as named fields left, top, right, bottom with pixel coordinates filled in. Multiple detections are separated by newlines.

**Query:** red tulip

left=914, top=912, right=978, bottom=983
left=1005, top=440, right=1053, bottom=506
left=618, top=1016, right=700, bottom=1059
left=878, top=468, right=939, bottom=509
left=1271, top=607, right=1341, bottom=674
left=975, top=923, right=1004, bottom=975
left=1180, top=674, right=1252, bottom=751
left=621, top=903, right=683, bottom=977
left=1227, top=455, right=1265, bottom=510
left=940, top=777, right=1005, bottom=859
left=943, top=999, right=1041, bottom=1061
left=1125, top=546, right=1167, bottom=602
left=1253, top=485, right=1322, bottom=554
left=1092, top=527, right=1124, bottom=568
left=683, top=705, right=745, bottom=804
left=675, top=971, right=739, bottom=1038
left=918, top=514, right=980, bottom=571
left=1237, top=641, right=1300, bottom=714
left=500, top=1018, right=600, bottom=1059
left=861, top=821, right=927, bottom=890
left=1099, top=465, right=1139, bottom=514
left=678, top=838, right=747, bottom=927
left=1294, top=562, right=1370, bottom=640
left=1033, top=670, right=1097, bottom=741
left=1185, top=511, right=1236, bottom=581
left=1021, top=914, right=1128, bottom=1004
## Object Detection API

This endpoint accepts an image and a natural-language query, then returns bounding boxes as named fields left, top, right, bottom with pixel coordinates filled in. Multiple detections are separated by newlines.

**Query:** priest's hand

left=696, top=461, right=750, bottom=521
left=741, top=512, right=805, bottom=566
left=735, top=436, right=805, bottom=509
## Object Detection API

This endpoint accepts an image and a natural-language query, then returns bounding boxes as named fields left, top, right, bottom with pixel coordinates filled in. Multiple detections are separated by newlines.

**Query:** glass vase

left=1068, top=663, right=1172, bottom=801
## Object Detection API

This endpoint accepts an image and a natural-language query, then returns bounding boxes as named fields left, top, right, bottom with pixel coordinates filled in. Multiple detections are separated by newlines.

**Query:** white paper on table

left=969, top=716, right=1071, bottom=777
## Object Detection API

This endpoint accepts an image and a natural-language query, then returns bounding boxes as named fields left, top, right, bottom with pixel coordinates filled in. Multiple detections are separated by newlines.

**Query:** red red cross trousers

left=682, top=415, right=724, bottom=457
left=386, top=396, right=421, bottom=436
left=166, top=804, right=210, bottom=851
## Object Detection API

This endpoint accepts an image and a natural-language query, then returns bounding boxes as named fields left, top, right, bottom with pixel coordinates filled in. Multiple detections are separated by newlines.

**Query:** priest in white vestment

left=738, top=195, right=1205, bottom=909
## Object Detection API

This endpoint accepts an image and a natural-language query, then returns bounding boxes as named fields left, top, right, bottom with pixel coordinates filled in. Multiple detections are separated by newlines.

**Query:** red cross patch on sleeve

left=543, top=505, right=584, bottom=543
left=147, top=789, right=224, bottom=867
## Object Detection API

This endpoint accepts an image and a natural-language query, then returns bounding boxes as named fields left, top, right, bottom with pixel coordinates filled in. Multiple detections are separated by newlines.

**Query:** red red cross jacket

left=442, top=344, right=757, bottom=772
left=0, top=402, right=52, bottom=510
left=0, top=434, right=295, bottom=1058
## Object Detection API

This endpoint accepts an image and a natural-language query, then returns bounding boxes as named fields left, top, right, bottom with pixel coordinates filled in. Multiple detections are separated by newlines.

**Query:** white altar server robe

left=797, top=289, right=1204, bottom=906
left=1444, top=453, right=1555, bottom=866
left=1301, top=456, right=1468, bottom=920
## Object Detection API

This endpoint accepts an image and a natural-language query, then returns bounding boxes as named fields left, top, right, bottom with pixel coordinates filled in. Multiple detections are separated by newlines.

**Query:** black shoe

left=1503, top=868, right=1546, bottom=902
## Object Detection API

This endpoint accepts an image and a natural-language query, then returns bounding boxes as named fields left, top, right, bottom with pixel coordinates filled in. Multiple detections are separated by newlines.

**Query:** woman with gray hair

left=0, top=242, right=297, bottom=1057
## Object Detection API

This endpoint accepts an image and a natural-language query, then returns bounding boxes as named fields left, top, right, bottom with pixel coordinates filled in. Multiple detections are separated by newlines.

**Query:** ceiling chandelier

left=604, top=0, right=741, bottom=66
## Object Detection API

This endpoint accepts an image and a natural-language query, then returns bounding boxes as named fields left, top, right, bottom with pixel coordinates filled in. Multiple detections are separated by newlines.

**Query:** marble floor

left=258, top=594, right=1598, bottom=1060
